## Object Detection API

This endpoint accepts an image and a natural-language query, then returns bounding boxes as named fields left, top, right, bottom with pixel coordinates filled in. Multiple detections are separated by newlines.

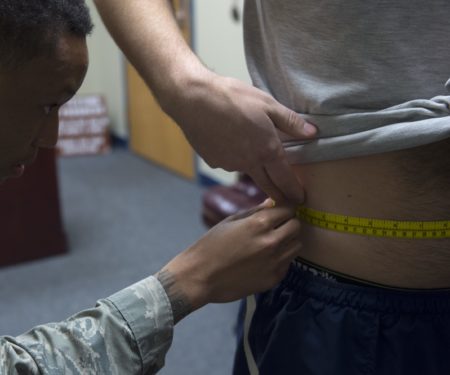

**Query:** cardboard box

left=57, top=95, right=111, bottom=156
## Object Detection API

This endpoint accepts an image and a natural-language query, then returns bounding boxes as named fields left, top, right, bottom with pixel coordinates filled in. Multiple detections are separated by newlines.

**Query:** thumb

left=270, top=104, right=317, bottom=139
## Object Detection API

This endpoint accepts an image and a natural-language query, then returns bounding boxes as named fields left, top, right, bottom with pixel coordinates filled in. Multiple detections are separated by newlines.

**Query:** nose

left=35, top=112, right=59, bottom=148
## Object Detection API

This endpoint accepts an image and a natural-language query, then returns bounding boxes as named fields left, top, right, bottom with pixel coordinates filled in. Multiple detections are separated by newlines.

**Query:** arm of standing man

left=1, top=200, right=302, bottom=374
left=94, top=0, right=317, bottom=204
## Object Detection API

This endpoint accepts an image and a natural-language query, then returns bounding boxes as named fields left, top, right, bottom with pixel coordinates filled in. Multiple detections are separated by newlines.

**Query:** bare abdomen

left=293, top=139, right=450, bottom=289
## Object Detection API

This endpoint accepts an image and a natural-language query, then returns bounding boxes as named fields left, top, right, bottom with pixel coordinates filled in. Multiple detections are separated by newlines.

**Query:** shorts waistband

left=281, top=261, right=450, bottom=314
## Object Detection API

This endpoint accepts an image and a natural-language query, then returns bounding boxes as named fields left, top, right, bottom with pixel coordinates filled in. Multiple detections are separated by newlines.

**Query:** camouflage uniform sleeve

left=0, top=275, right=174, bottom=374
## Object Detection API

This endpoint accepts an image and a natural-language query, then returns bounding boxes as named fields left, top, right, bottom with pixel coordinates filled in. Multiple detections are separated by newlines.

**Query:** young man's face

left=0, top=33, right=88, bottom=182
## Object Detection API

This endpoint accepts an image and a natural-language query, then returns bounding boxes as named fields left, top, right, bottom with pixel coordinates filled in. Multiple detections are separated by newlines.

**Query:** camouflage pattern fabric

left=0, top=276, right=174, bottom=374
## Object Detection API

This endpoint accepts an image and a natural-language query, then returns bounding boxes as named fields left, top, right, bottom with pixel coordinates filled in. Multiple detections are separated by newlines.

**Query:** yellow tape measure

left=296, top=206, right=450, bottom=239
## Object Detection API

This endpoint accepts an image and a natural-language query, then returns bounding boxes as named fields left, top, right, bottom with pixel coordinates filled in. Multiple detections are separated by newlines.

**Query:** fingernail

left=263, top=198, right=276, bottom=207
left=303, top=122, right=317, bottom=136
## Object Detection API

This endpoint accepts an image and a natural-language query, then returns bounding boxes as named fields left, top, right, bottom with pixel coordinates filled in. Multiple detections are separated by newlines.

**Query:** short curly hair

left=0, top=0, right=93, bottom=69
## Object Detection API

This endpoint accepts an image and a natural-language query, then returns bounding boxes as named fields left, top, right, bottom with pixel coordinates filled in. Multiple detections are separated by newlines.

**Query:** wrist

left=158, top=62, right=216, bottom=122
left=155, top=255, right=210, bottom=324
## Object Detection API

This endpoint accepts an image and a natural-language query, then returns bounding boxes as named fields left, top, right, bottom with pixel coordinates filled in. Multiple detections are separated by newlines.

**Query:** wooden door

left=127, top=0, right=195, bottom=179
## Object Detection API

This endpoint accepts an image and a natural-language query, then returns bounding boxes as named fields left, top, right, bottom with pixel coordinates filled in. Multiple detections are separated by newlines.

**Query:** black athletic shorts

left=233, top=261, right=450, bottom=375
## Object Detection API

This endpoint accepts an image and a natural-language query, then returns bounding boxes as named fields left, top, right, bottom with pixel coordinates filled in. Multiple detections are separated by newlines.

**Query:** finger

left=248, top=166, right=286, bottom=203
left=250, top=204, right=299, bottom=232
left=234, top=204, right=297, bottom=234
left=275, top=250, right=301, bottom=282
left=227, top=198, right=273, bottom=222
left=273, top=243, right=302, bottom=282
left=265, top=156, right=305, bottom=204
left=273, top=217, right=302, bottom=244
left=268, top=103, right=317, bottom=139
left=278, top=237, right=303, bottom=263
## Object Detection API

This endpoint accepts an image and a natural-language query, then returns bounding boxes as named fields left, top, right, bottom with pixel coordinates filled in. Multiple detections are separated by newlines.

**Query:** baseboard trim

left=111, top=135, right=129, bottom=148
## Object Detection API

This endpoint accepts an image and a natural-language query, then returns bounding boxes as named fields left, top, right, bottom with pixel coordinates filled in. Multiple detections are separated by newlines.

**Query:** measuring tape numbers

left=296, top=206, right=450, bottom=239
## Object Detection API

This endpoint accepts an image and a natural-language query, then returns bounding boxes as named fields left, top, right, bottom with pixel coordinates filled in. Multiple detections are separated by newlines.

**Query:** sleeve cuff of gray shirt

left=107, top=276, right=174, bottom=374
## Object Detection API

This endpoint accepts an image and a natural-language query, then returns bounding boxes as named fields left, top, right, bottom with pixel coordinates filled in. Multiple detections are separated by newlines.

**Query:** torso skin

left=294, top=138, right=450, bottom=289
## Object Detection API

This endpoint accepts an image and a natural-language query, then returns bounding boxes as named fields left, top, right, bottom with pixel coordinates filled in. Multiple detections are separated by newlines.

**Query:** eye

left=44, top=104, right=59, bottom=115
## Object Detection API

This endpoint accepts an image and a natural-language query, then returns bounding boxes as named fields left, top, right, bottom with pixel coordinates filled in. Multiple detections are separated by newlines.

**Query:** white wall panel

left=78, top=0, right=128, bottom=139
left=194, top=0, right=249, bottom=185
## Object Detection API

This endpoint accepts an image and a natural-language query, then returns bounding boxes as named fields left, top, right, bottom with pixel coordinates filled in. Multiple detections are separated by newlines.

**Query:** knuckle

left=260, top=92, right=275, bottom=106
left=261, top=141, right=283, bottom=163
left=260, top=236, right=277, bottom=251
left=267, top=140, right=282, bottom=155
left=286, top=109, right=302, bottom=130
left=284, top=245, right=301, bottom=261
left=252, top=214, right=270, bottom=231
left=287, top=217, right=302, bottom=231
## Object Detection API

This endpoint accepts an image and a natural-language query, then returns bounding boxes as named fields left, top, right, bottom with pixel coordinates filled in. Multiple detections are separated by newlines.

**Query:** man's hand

left=156, top=199, right=302, bottom=323
left=94, top=0, right=316, bottom=203
left=165, top=71, right=317, bottom=204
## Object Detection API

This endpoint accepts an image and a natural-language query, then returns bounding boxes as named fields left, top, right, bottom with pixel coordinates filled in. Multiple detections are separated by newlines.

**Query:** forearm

left=94, top=0, right=209, bottom=109
left=0, top=276, right=173, bottom=374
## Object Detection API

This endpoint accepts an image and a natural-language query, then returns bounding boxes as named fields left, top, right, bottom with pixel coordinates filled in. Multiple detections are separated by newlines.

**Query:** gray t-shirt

left=244, top=0, right=450, bottom=164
